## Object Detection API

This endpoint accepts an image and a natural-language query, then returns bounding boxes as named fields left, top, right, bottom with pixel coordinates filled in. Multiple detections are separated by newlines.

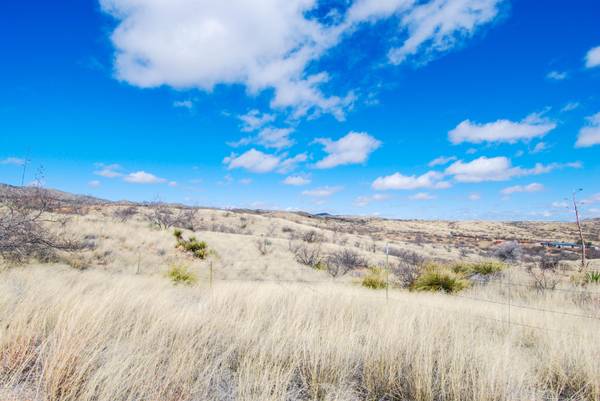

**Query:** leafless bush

left=290, top=242, right=322, bottom=268
left=303, top=230, right=324, bottom=244
left=326, top=249, right=367, bottom=277
left=0, top=186, right=82, bottom=263
left=493, top=241, right=522, bottom=263
left=387, top=247, right=426, bottom=266
left=147, top=203, right=197, bottom=230
left=256, top=237, right=272, bottom=256
left=391, top=261, right=421, bottom=288
left=113, top=206, right=138, bottom=222
left=526, top=255, right=560, bottom=292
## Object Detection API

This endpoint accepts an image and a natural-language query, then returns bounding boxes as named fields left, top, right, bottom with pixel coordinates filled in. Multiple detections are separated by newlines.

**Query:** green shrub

left=450, top=260, right=506, bottom=276
left=586, top=270, right=600, bottom=284
left=174, top=231, right=209, bottom=259
left=451, top=261, right=505, bottom=276
left=412, top=264, right=469, bottom=293
left=470, top=261, right=505, bottom=275
left=167, top=265, right=197, bottom=285
left=362, top=267, right=387, bottom=290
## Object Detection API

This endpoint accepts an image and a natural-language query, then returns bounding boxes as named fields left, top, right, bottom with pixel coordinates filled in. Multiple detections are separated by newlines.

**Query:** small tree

left=0, top=185, right=81, bottom=263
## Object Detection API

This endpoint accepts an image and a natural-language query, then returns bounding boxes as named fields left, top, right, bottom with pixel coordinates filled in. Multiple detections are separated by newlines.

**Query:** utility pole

left=20, top=158, right=29, bottom=187
left=572, top=189, right=587, bottom=272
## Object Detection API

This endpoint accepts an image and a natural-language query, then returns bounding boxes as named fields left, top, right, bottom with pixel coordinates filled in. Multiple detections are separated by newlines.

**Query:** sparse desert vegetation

left=1, top=185, right=600, bottom=400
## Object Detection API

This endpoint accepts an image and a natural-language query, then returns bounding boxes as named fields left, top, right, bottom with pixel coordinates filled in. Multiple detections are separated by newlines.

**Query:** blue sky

left=1, top=0, right=599, bottom=220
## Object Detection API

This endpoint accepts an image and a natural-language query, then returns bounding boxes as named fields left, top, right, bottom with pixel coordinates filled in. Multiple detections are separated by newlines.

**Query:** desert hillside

left=1, top=185, right=599, bottom=401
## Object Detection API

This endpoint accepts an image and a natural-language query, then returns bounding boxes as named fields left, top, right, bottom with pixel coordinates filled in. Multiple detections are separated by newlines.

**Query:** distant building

left=540, top=241, right=579, bottom=249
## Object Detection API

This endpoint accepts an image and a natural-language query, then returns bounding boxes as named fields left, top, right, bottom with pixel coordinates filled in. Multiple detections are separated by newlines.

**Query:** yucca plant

left=412, top=264, right=470, bottom=293
left=586, top=270, right=600, bottom=284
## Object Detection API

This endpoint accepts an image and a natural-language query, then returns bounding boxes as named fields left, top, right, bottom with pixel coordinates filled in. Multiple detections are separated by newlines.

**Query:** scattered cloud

left=532, top=142, right=548, bottom=153
left=468, top=193, right=481, bottom=201
left=239, top=178, right=253, bottom=185
left=238, top=110, right=276, bottom=132
left=575, top=112, right=600, bottom=148
left=283, top=175, right=311, bottom=186
left=223, top=149, right=306, bottom=173
left=581, top=193, right=600, bottom=205
left=386, top=0, right=504, bottom=65
left=124, top=171, right=167, bottom=184
left=501, top=182, right=544, bottom=195
left=224, top=149, right=281, bottom=173
left=428, top=155, right=457, bottom=167
left=355, top=193, right=389, bottom=207
left=448, top=113, right=556, bottom=144
left=278, top=153, right=308, bottom=173
left=410, top=192, right=435, bottom=201
left=561, top=102, right=579, bottom=112
left=88, top=180, right=101, bottom=188
left=0, top=157, right=26, bottom=166
left=546, top=70, right=568, bottom=81
left=168, top=181, right=178, bottom=187
left=445, top=156, right=580, bottom=183
left=100, top=0, right=503, bottom=119
left=173, top=99, right=194, bottom=109
left=585, top=45, right=600, bottom=69
left=94, top=163, right=123, bottom=178
left=372, top=171, right=450, bottom=190
left=551, top=201, right=569, bottom=208
left=314, top=132, right=381, bottom=169
left=302, top=186, right=342, bottom=197
left=230, top=127, right=295, bottom=150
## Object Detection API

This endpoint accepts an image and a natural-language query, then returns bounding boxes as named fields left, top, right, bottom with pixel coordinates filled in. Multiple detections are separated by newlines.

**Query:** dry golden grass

left=1, top=265, right=599, bottom=401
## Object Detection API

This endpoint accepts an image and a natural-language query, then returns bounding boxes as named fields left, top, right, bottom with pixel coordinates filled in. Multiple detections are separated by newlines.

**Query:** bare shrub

left=391, top=262, right=421, bottom=288
left=256, top=237, right=273, bottom=256
left=290, top=242, right=322, bottom=268
left=147, top=203, right=197, bottom=230
left=147, top=202, right=177, bottom=230
left=526, top=255, right=560, bottom=292
left=493, top=241, right=522, bottom=263
left=387, top=248, right=426, bottom=288
left=326, top=249, right=367, bottom=277
left=113, top=206, right=138, bottom=222
left=0, top=186, right=82, bottom=263
left=302, top=230, right=324, bottom=244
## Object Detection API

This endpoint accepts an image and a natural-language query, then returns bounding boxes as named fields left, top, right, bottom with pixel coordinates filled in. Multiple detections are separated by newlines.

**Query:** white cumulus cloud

left=448, top=113, right=556, bottom=144
left=0, top=157, right=26, bottom=166
left=445, top=156, right=580, bottom=183
left=124, top=171, right=167, bottom=184
left=314, top=132, right=381, bottom=169
left=223, top=149, right=281, bottom=173
left=302, top=186, right=342, bottom=197
left=410, top=192, right=435, bottom=200
left=101, top=0, right=504, bottom=118
left=94, top=163, right=123, bottom=178
left=428, top=155, right=457, bottom=167
left=224, top=149, right=306, bottom=173
left=585, top=45, right=600, bottom=69
left=283, top=175, right=311, bottom=186
left=501, top=183, right=544, bottom=195
left=575, top=112, right=600, bottom=148
left=387, top=0, right=503, bottom=65
left=372, top=171, right=449, bottom=190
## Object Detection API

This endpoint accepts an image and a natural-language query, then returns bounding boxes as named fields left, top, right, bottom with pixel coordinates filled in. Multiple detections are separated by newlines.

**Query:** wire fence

left=177, top=259, right=600, bottom=337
